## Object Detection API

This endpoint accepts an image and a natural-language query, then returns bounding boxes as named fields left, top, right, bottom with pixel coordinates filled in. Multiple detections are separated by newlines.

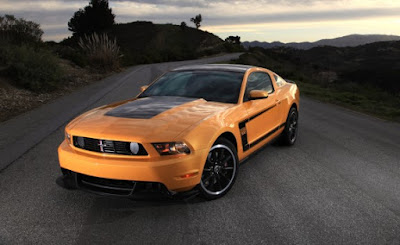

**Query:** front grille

left=73, top=136, right=148, bottom=156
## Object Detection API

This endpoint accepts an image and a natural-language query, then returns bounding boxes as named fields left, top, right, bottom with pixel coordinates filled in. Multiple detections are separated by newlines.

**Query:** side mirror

left=249, top=90, right=269, bottom=100
left=140, top=85, right=149, bottom=92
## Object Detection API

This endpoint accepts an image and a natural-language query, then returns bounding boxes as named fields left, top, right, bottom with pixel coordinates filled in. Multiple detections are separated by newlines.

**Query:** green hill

left=235, top=41, right=400, bottom=120
left=107, top=21, right=226, bottom=65
left=237, top=41, right=400, bottom=93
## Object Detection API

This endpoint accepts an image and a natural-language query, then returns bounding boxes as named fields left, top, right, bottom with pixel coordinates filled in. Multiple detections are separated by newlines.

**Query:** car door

left=241, top=71, right=281, bottom=149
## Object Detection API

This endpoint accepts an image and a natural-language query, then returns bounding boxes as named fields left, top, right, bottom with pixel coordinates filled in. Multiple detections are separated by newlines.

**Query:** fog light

left=130, top=142, right=139, bottom=154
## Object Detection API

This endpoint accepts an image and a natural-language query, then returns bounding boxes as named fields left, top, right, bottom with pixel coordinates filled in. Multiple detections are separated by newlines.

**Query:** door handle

left=276, top=100, right=281, bottom=105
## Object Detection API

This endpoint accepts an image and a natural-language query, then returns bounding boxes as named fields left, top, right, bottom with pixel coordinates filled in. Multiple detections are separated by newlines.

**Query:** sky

left=1, top=0, right=400, bottom=42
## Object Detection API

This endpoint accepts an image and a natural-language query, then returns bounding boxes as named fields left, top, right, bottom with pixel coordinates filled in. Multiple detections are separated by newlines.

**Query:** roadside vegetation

left=0, top=15, right=62, bottom=92
left=233, top=44, right=400, bottom=121
left=78, top=32, right=121, bottom=71
left=0, top=0, right=244, bottom=122
left=0, top=12, right=117, bottom=122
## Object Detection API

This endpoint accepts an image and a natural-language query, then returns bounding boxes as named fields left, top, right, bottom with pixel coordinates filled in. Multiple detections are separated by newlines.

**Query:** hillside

left=243, top=34, right=400, bottom=50
left=234, top=41, right=400, bottom=120
left=1, top=20, right=238, bottom=122
left=107, top=21, right=226, bottom=65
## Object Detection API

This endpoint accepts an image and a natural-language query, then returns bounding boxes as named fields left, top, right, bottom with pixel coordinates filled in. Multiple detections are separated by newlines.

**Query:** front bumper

left=58, top=140, right=208, bottom=192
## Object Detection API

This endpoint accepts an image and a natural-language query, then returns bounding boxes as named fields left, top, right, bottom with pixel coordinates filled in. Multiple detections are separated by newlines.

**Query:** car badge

left=98, top=140, right=104, bottom=152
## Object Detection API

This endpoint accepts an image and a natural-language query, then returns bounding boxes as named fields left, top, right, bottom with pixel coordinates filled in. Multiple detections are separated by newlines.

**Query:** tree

left=224, top=36, right=243, bottom=52
left=180, top=21, right=187, bottom=30
left=68, top=0, right=115, bottom=36
left=225, top=36, right=241, bottom=45
left=190, top=14, right=202, bottom=29
left=0, top=15, right=43, bottom=44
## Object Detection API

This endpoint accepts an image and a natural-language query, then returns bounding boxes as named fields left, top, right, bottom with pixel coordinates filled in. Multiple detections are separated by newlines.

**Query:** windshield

left=139, top=70, right=244, bottom=103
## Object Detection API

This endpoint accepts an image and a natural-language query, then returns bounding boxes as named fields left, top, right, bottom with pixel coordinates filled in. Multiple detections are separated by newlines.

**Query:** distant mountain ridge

left=242, top=34, right=400, bottom=50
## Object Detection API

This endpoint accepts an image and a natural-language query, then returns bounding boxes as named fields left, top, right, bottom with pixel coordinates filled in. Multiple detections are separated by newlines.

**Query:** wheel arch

left=291, top=102, right=298, bottom=111
left=216, top=131, right=238, bottom=151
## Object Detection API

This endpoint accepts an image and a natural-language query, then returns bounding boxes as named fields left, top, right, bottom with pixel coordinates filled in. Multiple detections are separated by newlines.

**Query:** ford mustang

left=58, top=64, right=300, bottom=200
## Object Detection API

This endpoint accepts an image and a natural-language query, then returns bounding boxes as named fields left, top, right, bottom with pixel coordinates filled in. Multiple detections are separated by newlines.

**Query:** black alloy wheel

left=199, top=138, right=238, bottom=200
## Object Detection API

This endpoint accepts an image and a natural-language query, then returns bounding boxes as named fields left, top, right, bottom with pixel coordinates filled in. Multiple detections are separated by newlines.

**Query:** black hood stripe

left=105, top=96, right=197, bottom=119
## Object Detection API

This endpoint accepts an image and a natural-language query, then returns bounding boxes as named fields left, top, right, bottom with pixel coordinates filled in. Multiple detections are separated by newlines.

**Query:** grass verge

left=232, top=48, right=400, bottom=122
left=297, top=81, right=400, bottom=122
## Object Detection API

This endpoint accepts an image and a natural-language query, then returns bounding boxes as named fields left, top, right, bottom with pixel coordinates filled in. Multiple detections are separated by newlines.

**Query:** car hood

left=67, top=96, right=234, bottom=142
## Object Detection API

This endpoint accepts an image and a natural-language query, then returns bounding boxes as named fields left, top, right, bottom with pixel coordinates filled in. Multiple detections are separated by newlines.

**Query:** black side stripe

left=248, top=104, right=276, bottom=121
left=249, top=122, right=286, bottom=149
left=239, top=121, right=249, bottom=151
left=239, top=104, right=285, bottom=151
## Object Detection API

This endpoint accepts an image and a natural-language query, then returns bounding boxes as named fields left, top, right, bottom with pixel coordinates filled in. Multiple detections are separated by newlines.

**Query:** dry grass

left=78, top=32, right=121, bottom=71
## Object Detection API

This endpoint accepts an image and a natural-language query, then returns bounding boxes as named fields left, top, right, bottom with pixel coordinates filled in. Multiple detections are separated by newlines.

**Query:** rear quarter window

left=274, top=74, right=286, bottom=87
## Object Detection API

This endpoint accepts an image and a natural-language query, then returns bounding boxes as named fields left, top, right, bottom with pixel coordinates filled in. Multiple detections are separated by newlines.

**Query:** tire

left=198, top=138, right=239, bottom=200
left=279, top=107, right=299, bottom=146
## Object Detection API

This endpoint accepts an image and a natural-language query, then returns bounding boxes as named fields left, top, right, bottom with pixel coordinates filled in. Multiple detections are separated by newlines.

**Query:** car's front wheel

left=198, top=138, right=238, bottom=200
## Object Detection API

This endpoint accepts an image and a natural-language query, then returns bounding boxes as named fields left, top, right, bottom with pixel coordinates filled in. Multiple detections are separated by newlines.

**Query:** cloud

left=109, top=0, right=346, bottom=8
left=112, top=0, right=211, bottom=8
left=206, top=7, right=400, bottom=25
left=0, top=0, right=399, bottom=41
left=116, top=6, right=400, bottom=26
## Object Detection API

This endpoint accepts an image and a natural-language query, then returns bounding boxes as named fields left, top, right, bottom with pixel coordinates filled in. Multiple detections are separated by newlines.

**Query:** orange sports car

left=58, top=64, right=300, bottom=200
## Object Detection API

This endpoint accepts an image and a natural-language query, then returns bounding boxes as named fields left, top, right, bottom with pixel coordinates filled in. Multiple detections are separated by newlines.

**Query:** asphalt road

left=1, top=54, right=400, bottom=244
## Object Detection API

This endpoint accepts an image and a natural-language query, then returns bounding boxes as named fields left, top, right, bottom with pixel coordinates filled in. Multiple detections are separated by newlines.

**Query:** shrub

left=180, top=22, right=187, bottom=30
left=3, top=45, right=63, bottom=91
left=0, top=15, right=43, bottom=44
left=78, top=32, right=121, bottom=71
left=51, top=44, right=88, bottom=67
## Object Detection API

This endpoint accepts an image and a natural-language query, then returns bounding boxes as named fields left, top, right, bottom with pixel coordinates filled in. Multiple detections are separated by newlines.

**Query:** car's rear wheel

left=199, top=138, right=238, bottom=200
left=279, top=107, right=299, bottom=146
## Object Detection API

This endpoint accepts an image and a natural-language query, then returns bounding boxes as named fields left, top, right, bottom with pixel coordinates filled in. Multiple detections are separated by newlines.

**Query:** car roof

left=172, top=64, right=254, bottom=73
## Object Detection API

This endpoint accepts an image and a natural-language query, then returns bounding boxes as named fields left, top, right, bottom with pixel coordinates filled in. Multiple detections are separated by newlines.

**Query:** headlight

left=65, top=131, right=71, bottom=144
left=152, top=142, right=191, bottom=155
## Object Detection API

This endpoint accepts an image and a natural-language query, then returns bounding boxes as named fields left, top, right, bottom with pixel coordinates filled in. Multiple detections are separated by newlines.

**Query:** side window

left=274, top=74, right=285, bottom=87
left=244, top=72, right=274, bottom=101
left=273, top=74, right=279, bottom=85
